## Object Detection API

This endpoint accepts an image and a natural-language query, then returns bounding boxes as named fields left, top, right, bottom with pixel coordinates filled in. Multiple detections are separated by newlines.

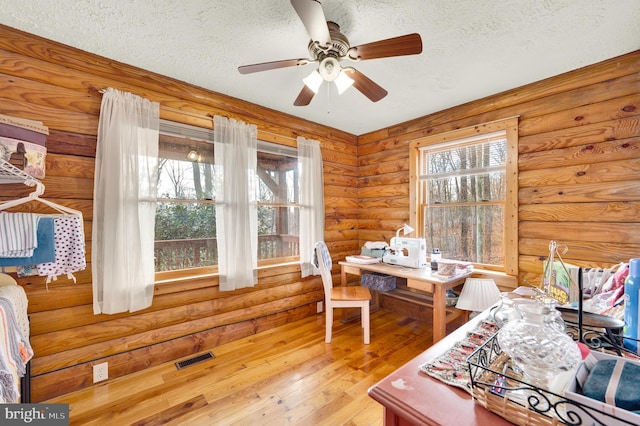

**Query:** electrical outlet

left=93, top=362, right=108, bottom=383
left=317, top=301, right=323, bottom=313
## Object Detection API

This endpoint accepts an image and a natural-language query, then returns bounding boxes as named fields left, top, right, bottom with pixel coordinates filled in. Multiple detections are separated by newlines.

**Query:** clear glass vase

left=497, top=297, right=581, bottom=387
left=492, top=292, right=536, bottom=327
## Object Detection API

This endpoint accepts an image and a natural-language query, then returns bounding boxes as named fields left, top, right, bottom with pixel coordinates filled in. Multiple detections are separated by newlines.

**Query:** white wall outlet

left=317, top=301, right=323, bottom=313
left=93, top=362, right=108, bottom=383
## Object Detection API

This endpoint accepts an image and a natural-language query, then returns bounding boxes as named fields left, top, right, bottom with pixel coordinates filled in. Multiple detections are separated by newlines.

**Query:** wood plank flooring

left=45, top=309, right=444, bottom=425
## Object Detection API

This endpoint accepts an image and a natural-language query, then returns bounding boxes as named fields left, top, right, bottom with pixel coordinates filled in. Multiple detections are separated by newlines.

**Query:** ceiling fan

left=238, top=0, right=423, bottom=106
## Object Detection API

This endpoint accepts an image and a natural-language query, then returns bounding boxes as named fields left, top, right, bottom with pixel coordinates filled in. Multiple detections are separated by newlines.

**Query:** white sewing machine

left=382, top=236, right=428, bottom=268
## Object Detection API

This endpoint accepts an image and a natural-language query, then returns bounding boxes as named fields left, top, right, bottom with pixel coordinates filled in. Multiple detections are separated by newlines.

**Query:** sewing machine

left=382, top=237, right=428, bottom=268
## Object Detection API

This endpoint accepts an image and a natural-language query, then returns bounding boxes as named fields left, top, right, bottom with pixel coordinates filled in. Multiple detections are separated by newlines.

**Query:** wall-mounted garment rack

left=0, top=157, right=82, bottom=216
left=1, top=154, right=87, bottom=285
left=0, top=156, right=41, bottom=187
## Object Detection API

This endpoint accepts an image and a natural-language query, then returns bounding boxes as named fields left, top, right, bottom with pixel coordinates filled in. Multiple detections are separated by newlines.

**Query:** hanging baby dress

left=36, top=215, right=86, bottom=283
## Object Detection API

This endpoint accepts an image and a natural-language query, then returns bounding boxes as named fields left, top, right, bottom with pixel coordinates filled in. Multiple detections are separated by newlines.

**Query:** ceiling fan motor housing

left=308, top=21, right=350, bottom=81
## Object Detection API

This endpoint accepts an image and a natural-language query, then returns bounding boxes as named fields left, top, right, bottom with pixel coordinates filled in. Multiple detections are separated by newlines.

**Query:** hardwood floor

left=46, top=309, right=443, bottom=425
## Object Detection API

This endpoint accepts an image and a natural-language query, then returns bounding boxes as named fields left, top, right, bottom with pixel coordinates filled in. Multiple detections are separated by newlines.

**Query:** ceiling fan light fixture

left=302, top=69, right=323, bottom=93
left=335, top=70, right=354, bottom=94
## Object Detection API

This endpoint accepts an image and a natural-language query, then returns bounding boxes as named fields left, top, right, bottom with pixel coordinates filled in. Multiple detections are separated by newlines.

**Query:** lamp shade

left=335, top=70, right=354, bottom=94
left=455, top=278, right=501, bottom=312
left=303, top=70, right=323, bottom=94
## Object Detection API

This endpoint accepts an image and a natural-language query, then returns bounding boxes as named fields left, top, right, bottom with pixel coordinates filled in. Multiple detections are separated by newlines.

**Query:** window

left=256, top=145, right=300, bottom=264
left=410, top=117, right=518, bottom=274
left=155, top=120, right=300, bottom=276
left=155, top=123, right=217, bottom=275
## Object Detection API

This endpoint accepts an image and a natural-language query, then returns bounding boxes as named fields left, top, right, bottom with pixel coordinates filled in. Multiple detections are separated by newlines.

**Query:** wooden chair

left=314, top=241, right=371, bottom=344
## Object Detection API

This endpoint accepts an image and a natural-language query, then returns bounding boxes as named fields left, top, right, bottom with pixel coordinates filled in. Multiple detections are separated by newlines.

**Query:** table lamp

left=455, top=278, right=501, bottom=318
left=395, top=223, right=414, bottom=238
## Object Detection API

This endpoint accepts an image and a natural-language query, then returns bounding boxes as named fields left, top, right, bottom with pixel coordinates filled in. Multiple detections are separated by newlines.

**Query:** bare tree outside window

left=421, top=134, right=506, bottom=266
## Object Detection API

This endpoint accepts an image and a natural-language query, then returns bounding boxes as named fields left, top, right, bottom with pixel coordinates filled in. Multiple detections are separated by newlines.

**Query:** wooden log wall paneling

left=1, top=22, right=638, bottom=401
left=0, top=25, right=358, bottom=401
left=357, top=50, right=640, bottom=289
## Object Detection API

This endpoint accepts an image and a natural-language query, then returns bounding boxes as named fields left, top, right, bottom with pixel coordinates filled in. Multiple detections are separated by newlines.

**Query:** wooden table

left=368, top=310, right=512, bottom=426
left=339, top=261, right=472, bottom=343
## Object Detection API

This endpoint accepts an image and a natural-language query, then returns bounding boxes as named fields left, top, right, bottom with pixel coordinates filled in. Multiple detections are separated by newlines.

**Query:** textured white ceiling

left=0, top=0, right=638, bottom=135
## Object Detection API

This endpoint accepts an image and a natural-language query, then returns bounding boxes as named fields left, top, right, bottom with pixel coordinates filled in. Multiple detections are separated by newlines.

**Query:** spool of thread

left=431, top=248, right=441, bottom=270
left=624, top=258, right=640, bottom=353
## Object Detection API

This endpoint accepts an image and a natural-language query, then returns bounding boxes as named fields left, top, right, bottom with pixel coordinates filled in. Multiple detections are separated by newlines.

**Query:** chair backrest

left=314, top=241, right=334, bottom=296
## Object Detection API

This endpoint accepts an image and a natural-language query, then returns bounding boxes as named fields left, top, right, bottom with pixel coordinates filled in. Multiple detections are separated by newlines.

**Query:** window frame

left=409, top=117, right=519, bottom=275
left=154, top=120, right=301, bottom=283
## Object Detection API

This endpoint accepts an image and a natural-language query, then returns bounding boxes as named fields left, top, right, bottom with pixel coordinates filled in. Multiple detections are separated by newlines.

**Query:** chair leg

left=325, top=306, right=333, bottom=343
left=362, top=302, right=370, bottom=345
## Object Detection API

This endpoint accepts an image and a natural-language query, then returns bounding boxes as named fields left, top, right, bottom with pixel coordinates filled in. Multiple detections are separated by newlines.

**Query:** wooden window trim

left=409, top=116, right=519, bottom=276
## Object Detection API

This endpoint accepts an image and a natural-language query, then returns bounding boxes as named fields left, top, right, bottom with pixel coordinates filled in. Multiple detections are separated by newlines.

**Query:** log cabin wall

left=1, top=20, right=638, bottom=402
left=357, top=50, right=640, bottom=289
left=0, top=24, right=359, bottom=401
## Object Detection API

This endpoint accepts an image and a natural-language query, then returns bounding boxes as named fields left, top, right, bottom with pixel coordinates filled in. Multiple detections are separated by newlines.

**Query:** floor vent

left=175, top=352, right=215, bottom=370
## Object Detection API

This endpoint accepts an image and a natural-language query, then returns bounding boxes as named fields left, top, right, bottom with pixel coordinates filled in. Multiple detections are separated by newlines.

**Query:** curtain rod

left=160, top=105, right=297, bottom=143
left=92, top=87, right=297, bottom=142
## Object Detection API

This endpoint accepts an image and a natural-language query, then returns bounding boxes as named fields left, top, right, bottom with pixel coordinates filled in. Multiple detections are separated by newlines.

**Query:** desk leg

left=341, top=266, right=348, bottom=286
left=432, top=285, right=446, bottom=343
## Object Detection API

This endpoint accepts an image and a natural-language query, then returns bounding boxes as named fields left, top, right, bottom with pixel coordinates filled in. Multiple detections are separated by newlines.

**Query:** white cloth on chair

left=313, top=241, right=332, bottom=272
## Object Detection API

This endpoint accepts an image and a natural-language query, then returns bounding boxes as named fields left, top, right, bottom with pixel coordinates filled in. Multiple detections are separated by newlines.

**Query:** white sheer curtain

left=214, top=115, right=258, bottom=291
left=298, top=136, right=324, bottom=278
left=92, top=88, right=159, bottom=314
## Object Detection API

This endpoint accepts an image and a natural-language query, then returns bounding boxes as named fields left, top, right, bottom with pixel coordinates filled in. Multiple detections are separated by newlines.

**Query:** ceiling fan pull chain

left=326, top=81, right=331, bottom=115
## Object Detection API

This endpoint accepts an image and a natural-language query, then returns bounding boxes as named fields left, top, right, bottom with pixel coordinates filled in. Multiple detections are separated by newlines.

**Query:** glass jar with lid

left=497, top=297, right=581, bottom=387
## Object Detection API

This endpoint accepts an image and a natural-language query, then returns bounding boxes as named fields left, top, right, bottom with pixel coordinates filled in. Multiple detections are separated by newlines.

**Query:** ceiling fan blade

left=344, top=67, right=388, bottom=102
left=291, top=0, right=331, bottom=48
left=294, top=85, right=316, bottom=106
left=348, top=33, right=423, bottom=61
left=238, top=58, right=311, bottom=74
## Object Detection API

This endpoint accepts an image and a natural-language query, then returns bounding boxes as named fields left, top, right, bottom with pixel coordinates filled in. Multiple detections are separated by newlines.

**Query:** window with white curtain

left=154, top=120, right=300, bottom=277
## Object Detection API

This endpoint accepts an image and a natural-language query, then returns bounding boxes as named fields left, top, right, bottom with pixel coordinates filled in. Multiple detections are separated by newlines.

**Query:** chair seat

left=330, top=286, right=371, bottom=301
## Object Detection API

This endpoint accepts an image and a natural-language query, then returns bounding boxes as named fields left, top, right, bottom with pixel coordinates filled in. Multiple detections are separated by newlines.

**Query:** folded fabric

left=582, top=359, right=640, bottom=411
left=0, top=350, right=18, bottom=403
left=364, top=241, right=388, bottom=250
left=37, top=215, right=86, bottom=283
left=0, top=122, right=46, bottom=146
left=0, top=217, right=55, bottom=266
left=361, top=247, right=386, bottom=258
left=0, top=297, right=32, bottom=376
left=0, top=283, right=30, bottom=339
left=0, top=212, right=39, bottom=257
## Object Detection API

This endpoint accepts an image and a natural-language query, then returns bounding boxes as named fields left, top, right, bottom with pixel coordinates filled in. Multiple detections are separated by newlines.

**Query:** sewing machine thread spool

left=431, top=248, right=441, bottom=270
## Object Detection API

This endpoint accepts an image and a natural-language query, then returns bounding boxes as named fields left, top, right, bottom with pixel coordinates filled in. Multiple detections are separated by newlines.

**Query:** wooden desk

left=339, top=261, right=471, bottom=343
left=368, top=311, right=511, bottom=426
